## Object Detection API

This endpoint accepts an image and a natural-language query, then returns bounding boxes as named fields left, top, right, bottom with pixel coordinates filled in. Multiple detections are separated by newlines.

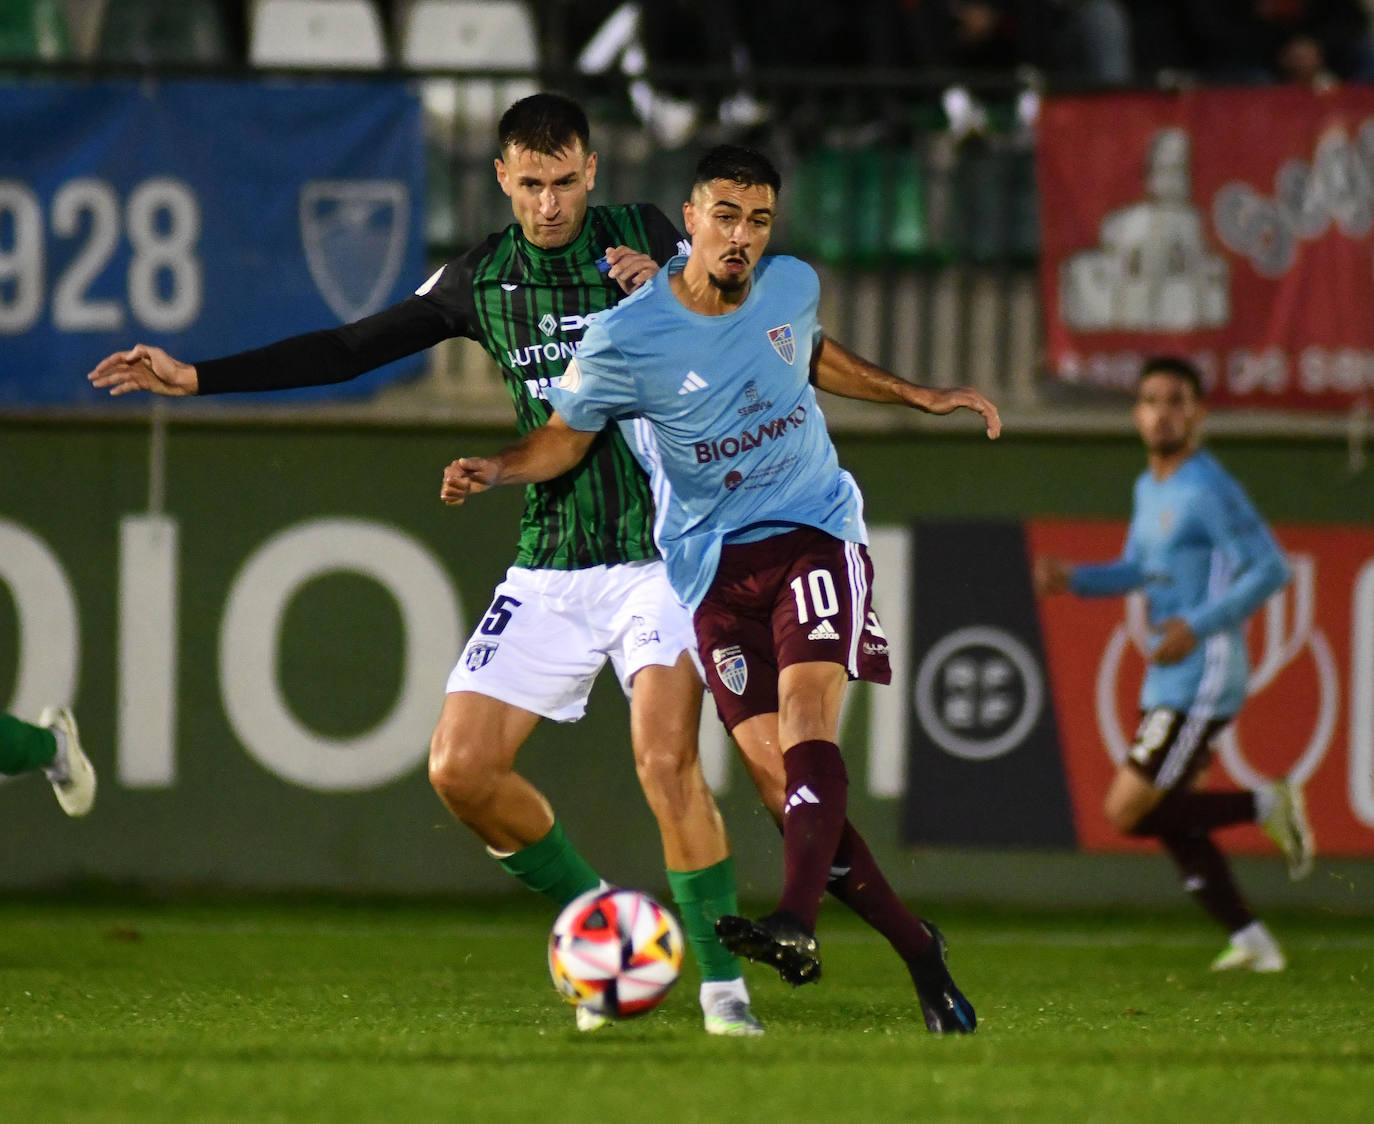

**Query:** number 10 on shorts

left=790, top=570, right=839, bottom=624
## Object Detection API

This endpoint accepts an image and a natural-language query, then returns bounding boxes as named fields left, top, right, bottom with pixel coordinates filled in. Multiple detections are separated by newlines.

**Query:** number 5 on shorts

left=479, top=594, right=522, bottom=636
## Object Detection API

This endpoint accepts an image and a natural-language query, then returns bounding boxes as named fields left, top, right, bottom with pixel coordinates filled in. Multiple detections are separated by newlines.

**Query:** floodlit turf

left=1, top=898, right=1369, bottom=1123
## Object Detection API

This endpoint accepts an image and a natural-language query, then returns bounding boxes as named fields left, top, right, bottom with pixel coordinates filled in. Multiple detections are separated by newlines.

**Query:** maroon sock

left=829, top=822, right=933, bottom=962
left=1158, top=829, right=1255, bottom=933
left=776, top=740, right=849, bottom=931
left=1133, top=790, right=1257, bottom=836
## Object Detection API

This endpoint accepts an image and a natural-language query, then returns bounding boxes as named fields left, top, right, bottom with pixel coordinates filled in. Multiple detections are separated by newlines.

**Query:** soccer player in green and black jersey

left=88, top=93, right=761, bottom=1036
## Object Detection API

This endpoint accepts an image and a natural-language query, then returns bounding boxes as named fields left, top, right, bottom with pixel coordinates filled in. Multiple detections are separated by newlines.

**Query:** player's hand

left=1152, top=618, right=1197, bottom=664
left=1032, top=556, right=1073, bottom=596
left=441, top=457, right=502, bottom=506
left=88, top=344, right=198, bottom=397
left=603, top=245, right=659, bottom=294
left=921, top=387, right=1002, bottom=439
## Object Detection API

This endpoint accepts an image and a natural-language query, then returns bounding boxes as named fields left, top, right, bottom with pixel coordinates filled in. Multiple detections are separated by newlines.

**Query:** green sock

left=0, top=713, right=57, bottom=776
left=667, top=857, right=744, bottom=983
left=496, top=820, right=602, bottom=907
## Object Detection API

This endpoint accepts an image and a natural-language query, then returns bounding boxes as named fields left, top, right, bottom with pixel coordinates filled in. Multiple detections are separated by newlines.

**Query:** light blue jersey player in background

left=442, top=144, right=1001, bottom=1033
left=1036, top=355, right=1316, bottom=973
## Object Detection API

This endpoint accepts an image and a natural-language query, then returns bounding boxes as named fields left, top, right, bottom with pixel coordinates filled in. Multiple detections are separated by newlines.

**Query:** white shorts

left=445, top=559, right=699, bottom=723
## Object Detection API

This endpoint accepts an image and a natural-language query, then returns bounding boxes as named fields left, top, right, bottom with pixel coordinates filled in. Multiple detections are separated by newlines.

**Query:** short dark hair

left=692, top=144, right=782, bottom=197
left=498, top=93, right=590, bottom=157
left=1140, top=355, right=1203, bottom=398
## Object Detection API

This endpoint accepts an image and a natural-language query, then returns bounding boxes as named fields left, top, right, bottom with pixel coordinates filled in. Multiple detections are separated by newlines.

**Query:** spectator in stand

left=1132, top=0, right=1371, bottom=86
left=572, top=1, right=766, bottom=148
left=897, top=1, right=1134, bottom=84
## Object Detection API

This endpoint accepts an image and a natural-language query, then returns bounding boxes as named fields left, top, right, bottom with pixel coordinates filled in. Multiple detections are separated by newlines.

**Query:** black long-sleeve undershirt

left=194, top=295, right=455, bottom=395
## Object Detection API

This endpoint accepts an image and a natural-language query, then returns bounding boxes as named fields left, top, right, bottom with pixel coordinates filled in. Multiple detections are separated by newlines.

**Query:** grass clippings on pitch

left=0, top=898, right=1369, bottom=1123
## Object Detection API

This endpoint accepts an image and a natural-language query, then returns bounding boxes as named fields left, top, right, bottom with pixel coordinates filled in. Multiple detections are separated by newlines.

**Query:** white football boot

left=701, top=979, right=764, bottom=1037
left=39, top=706, right=96, bottom=817
left=1211, top=920, right=1286, bottom=973
left=575, top=1006, right=610, bottom=1032
left=1260, top=779, right=1315, bottom=880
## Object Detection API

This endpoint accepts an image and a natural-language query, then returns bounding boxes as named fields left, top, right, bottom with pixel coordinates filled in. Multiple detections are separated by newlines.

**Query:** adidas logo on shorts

left=807, top=619, right=840, bottom=641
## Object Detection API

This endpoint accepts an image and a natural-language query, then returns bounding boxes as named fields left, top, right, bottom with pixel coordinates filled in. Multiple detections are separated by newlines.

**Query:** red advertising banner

left=1037, top=88, right=1374, bottom=411
left=1028, top=519, right=1374, bottom=856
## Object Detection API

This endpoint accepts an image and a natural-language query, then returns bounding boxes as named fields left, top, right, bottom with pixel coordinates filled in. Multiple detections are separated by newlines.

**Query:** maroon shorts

left=693, top=526, right=892, bottom=731
left=1128, top=707, right=1232, bottom=791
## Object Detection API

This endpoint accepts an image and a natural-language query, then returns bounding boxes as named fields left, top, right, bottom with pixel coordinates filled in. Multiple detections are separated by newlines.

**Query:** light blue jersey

left=547, top=254, right=866, bottom=609
left=1071, top=448, right=1289, bottom=715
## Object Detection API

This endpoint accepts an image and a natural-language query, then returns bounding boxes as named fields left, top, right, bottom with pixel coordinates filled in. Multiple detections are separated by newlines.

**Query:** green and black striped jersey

left=423, top=204, right=687, bottom=569
left=195, top=203, right=687, bottom=570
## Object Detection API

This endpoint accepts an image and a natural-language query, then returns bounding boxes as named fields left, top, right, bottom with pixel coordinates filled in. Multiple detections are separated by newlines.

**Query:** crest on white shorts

left=713, top=645, right=748, bottom=696
left=465, top=642, right=499, bottom=671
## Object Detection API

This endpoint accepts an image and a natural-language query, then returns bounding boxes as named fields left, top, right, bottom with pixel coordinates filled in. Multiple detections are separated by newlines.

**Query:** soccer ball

left=548, top=887, right=684, bottom=1019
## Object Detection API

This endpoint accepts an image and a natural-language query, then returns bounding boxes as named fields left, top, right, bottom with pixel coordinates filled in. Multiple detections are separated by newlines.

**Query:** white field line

left=6, top=918, right=1372, bottom=950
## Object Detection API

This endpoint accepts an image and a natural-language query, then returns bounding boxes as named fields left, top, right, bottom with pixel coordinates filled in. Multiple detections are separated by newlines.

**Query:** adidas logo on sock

left=785, top=785, right=820, bottom=812
left=807, top=619, right=840, bottom=641
left=678, top=370, right=708, bottom=395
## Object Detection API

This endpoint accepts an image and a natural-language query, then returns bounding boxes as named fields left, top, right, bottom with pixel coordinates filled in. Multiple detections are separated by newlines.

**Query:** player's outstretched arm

left=441, top=412, right=598, bottom=506
left=811, top=336, right=1001, bottom=438
left=88, top=345, right=199, bottom=396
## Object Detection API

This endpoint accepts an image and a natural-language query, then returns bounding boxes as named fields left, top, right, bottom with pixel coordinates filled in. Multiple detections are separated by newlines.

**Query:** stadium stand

left=397, top=1, right=539, bottom=124
left=94, top=0, right=233, bottom=64
left=0, top=0, right=70, bottom=58
left=397, top=0, right=540, bottom=246
left=789, top=147, right=934, bottom=268
left=248, top=0, right=387, bottom=68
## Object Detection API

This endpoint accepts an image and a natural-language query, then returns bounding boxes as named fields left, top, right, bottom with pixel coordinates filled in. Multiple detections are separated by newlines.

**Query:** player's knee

left=428, top=727, right=498, bottom=810
left=1103, top=793, right=1145, bottom=836
left=632, top=740, right=698, bottom=808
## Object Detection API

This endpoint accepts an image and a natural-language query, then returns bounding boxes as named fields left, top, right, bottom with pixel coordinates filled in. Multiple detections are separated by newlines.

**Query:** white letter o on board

left=220, top=518, right=461, bottom=792
left=0, top=518, right=79, bottom=719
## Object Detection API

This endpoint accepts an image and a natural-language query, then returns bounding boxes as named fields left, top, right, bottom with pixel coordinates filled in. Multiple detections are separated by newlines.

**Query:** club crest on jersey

left=464, top=642, right=499, bottom=671
left=300, top=180, right=409, bottom=321
left=767, top=323, right=795, bottom=364
left=713, top=646, right=749, bottom=696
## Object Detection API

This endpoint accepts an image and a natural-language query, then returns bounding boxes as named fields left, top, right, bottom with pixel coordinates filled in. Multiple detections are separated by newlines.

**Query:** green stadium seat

left=96, top=0, right=233, bottom=65
left=789, top=147, right=939, bottom=267
left=949, top=146, right=1040, bottom=265
left=0, top=0, right=70, bottom=60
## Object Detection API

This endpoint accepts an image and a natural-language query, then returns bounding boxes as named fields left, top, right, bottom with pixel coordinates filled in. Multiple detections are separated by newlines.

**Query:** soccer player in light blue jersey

left=90, top=95, right=763, bottom=1037
left=443, top=144, right=1001, bottom=1033
left=1035, top=356, right=1316, bottom=973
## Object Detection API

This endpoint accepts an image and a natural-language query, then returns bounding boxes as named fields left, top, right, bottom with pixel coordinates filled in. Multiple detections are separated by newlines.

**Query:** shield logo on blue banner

left=300, top=180, right=410, bottom=321
left=465, top=642, right=499, bottom=672
left=713, top=646, right=748, bottom=696
left=767, top=324, right=795, bottom=364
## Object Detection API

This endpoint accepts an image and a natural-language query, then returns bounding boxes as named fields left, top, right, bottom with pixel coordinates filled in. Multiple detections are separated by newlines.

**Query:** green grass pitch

left=1, top=897, right=1369, bottom=1123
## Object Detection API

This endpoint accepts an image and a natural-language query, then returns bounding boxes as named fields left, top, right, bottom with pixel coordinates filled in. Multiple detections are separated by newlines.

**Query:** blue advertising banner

left=0, top=78, right=426, bottom=405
